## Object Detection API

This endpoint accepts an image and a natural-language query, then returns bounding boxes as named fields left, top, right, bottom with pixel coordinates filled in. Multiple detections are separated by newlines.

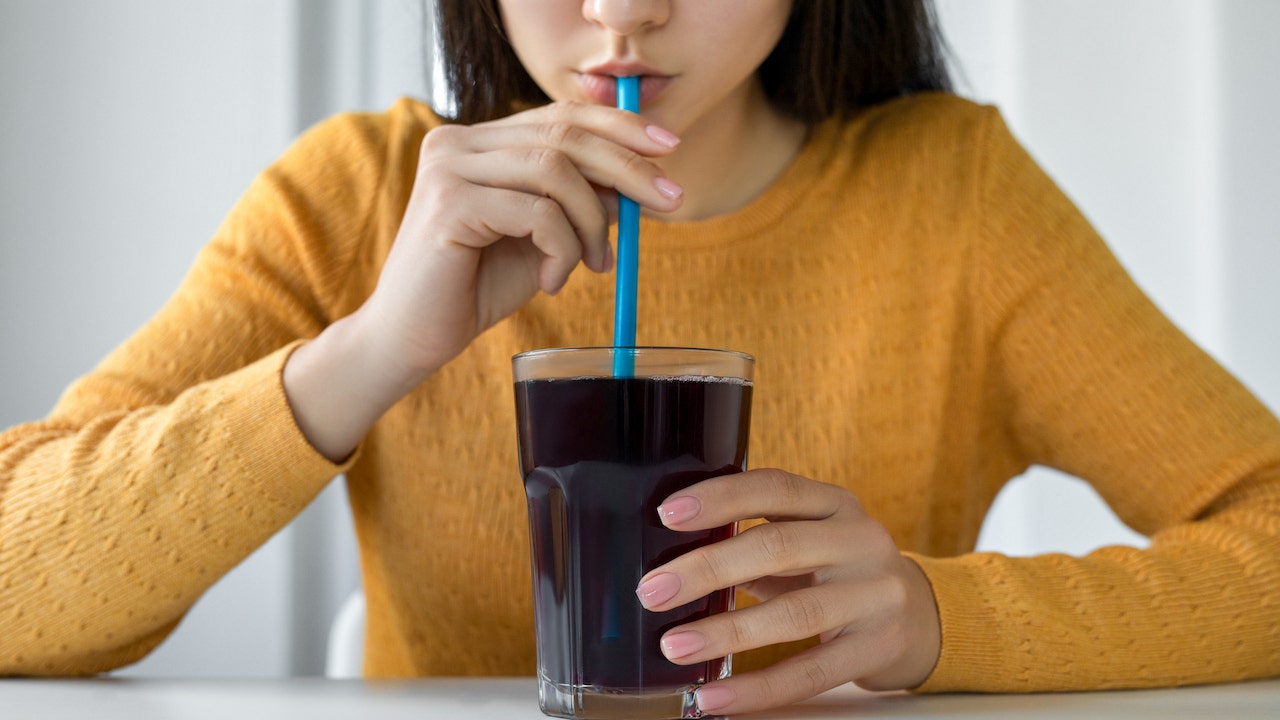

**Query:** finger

left=593, top=184, right=620, bottom=223
left=659, top=577, right=902, bottom=666
left=427, top=119, right=684, bottom=213
left=482, top=100, right=681, bottom=157
left=694, top=636, right=873, bottom=716
left=449, top=149, right=611, bottom=272
left=526, top=198, right=584, bottom=295
left=657, top=468, right=858, bottom=531
left=658, top=585, right=844, bottom=664
left=637, top=519, right=866, bottom=612
left=447, top=184, right=582, bottom=295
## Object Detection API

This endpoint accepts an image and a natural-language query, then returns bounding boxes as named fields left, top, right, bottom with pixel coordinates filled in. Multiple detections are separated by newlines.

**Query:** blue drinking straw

left=612, top=76, right=641, bottom=378
left=605, top=77, right=639, bottom=643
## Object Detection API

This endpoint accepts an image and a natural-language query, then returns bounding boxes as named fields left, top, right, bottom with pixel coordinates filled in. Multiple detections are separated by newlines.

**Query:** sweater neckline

left=636, top=115, right=842, bottom=250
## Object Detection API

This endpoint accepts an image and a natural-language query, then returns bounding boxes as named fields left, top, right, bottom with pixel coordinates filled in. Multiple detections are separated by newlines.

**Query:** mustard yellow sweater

left=2, top=94, right=1278, bottom=691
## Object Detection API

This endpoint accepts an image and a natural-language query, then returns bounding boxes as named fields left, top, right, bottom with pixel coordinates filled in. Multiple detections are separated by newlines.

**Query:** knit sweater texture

left=2, top=94, right=1278, bottom=690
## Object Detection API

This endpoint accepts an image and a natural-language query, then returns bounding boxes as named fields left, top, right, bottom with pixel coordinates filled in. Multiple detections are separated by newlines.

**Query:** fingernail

left=645, top=124, right=681, bottom=148
left=653, top=176, right=683, bottom=200
left=696, top=685, right=736, bottom=713
left=601, top=243, right=614, bottom=272
left=635, top=572, right=681, bottom=609
left=661, top=631, right=706, bottom=660
left=657, top=495, right=700, bottom=526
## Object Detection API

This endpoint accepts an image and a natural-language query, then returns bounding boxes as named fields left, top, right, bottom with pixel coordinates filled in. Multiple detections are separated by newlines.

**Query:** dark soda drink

left=515, top=369, right=752, bottom=718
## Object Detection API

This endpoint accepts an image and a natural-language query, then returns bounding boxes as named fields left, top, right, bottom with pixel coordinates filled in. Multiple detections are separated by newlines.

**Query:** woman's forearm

left=282, top=307, right=431, bottom=463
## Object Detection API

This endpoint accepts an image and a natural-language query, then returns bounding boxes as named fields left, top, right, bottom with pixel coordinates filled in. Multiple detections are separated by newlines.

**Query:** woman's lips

left=577, top=73, right=673, bottom=107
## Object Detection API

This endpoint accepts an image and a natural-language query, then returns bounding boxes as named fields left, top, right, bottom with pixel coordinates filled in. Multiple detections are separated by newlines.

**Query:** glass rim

left=512, top=346, right=754, bottom=363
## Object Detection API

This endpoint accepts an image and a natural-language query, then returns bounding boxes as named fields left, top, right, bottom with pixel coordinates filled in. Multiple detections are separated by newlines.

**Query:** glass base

left=538, top=676, right=706, bottom=719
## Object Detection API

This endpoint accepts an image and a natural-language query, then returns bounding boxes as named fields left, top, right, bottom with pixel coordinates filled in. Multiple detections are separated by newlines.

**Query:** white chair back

left=325, top=589, right=366, bottom=678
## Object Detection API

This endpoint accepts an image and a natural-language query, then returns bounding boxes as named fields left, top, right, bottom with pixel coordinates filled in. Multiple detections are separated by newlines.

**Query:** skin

left=282, top=0, right=941, bottom=714
left=500, top=0, right=806, bottom=221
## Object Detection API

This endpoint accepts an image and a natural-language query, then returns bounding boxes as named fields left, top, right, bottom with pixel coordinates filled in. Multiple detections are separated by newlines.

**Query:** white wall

left=0, top=1, right=1276, bottom=676
left=0, top=0, right=425, bottom=677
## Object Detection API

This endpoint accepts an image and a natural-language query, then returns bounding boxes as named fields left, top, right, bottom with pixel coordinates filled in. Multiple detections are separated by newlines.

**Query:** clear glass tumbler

left=513, top=347, right=754, bottom=719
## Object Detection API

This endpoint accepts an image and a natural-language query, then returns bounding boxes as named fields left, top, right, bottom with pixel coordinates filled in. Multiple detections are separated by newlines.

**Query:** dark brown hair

left=435, top=1, right=952, bottom=126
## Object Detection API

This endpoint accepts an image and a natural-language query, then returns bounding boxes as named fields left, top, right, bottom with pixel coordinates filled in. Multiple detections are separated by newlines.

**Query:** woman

left=1, top=0, right=1277, bottom=715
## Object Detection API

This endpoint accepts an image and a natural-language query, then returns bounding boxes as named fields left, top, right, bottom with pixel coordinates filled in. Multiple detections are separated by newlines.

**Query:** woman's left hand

left=636, top=468, right=942, bottom=715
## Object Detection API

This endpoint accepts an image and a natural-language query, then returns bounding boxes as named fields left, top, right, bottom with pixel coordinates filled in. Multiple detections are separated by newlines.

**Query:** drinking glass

left=514, top=347, right=754, bottom=719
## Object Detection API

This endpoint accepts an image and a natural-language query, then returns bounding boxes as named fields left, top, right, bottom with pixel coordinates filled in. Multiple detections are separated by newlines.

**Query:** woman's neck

left=651, top=80, right=809, bottom=223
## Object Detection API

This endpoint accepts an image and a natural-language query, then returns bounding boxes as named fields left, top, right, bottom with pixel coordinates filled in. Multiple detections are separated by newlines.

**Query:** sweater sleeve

left=911, top=108, right=1280, bottom=691
left=0, top=109, right=391, bottom=675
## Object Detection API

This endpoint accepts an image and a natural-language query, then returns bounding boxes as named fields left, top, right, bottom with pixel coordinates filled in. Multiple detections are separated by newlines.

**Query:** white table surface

left=4, top=676, right=1278, bottom=719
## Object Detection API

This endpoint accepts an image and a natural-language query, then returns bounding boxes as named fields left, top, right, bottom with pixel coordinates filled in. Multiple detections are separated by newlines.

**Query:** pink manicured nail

left=657, top=495, right=700, bottom=525
left=645, top=124, right=681, bottom=148
left=653, top=177, right=683, bottom=200
left=635, top=572, right=681, bottom=609
left=696, top=685, right=736, bottom=713
left=661, top=631, right=706, bottom=660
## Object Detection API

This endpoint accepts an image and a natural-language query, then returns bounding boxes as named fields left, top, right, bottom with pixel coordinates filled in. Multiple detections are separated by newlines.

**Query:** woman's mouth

left=576, top=72, right=674, bottom=107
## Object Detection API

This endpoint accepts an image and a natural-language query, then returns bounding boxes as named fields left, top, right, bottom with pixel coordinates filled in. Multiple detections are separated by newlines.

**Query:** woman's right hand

left=283, top=102, right=683, bottom=461
left=361, top=100, right=684, bottom=386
